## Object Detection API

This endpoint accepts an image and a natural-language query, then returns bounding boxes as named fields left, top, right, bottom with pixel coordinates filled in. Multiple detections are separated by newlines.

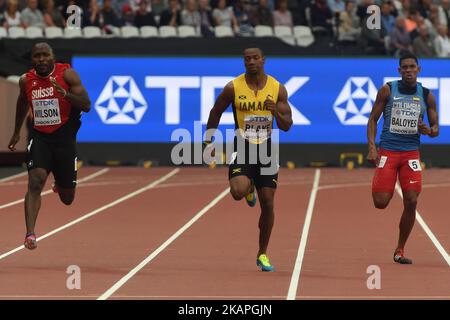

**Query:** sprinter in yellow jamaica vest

left=204, top=47, right=293, bottom=272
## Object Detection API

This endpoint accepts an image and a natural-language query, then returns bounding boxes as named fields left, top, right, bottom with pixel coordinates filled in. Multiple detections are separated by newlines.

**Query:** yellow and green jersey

left=232, top=74, right=280, bottom=144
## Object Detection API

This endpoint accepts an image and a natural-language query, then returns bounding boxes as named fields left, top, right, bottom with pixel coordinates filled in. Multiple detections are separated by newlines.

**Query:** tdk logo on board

left=95, top=76, right=147, bottom=124
left=333, top=77, right=377, bottom=125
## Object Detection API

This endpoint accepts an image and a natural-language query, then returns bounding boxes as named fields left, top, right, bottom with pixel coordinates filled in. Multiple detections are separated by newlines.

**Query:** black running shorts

left=25, top=137, right=78, bottom=189
left=228, top=137, right=279, bottom=189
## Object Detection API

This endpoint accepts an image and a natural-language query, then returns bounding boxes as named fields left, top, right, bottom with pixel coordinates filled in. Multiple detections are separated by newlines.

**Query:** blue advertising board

left=72, top=57, right=450, bottom=144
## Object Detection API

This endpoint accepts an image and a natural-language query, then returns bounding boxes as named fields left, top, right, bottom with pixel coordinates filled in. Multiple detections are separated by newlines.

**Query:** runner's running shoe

left=24, top=232, right=37, bottom=250
left=257, top=254, right=275, bottom=272
left=393, top=249, right=412, bottom=264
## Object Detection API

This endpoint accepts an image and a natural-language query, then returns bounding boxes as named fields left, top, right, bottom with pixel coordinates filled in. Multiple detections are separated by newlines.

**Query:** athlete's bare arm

left=205, top=82, right=234, bottom=142
left=367, top=84, right=390, bottom=164
left=418, top=91, right=439, bottom=137
left=8, top=75, right=29, bottom=151
left=50, top=68, right=91, bottom=112
left=266, top=84, right=292, bottom=131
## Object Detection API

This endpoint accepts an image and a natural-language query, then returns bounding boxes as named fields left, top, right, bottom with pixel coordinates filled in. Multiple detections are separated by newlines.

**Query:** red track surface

left=0, top=167, right=449, bottom=300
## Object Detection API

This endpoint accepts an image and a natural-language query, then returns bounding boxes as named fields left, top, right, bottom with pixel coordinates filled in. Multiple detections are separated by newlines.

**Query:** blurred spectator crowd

left=0, top=0, right=449, bottom=57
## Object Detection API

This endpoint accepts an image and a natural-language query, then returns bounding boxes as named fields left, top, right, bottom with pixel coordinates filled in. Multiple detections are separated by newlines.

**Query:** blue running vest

left=379, top=81, right=427, bottom=151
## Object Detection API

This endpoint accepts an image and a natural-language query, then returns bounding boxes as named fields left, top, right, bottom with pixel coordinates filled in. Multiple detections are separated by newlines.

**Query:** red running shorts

left=372, top=148, right=422, bottom=194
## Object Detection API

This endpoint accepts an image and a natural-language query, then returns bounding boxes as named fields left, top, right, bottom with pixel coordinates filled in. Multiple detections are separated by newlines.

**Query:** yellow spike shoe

left=257, top=254, right=275, bottom=272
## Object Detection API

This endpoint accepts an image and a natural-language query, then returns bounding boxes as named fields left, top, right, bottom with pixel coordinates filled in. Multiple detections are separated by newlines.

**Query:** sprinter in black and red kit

left=8, top=42, right=91, bottom=250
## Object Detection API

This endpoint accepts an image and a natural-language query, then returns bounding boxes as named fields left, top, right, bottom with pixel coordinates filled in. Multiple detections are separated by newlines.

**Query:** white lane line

left=98, top=186, right=231, bottom=300
left=0, top=169, right=179, bottom=262
left=318, top=182, right=370, bottom=190
left=0, top=171, right=27, bottom=184
left=395, top=183, right=450, bottom=267
left=0, top=168, right=109, bottom=210
left=287, top=169, right=321, bottom=300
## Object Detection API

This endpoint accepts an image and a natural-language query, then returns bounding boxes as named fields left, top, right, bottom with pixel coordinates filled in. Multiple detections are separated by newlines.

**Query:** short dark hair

left=244, top=47, right=264, bottom=57
left=399, top=52, right=418, bottom=65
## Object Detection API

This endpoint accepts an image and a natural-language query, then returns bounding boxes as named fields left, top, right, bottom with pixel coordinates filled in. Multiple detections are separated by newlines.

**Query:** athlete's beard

left=35, top=63, right=55, bottom=77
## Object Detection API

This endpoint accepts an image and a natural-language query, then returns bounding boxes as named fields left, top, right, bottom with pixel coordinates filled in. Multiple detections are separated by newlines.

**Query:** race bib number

left=408, top=159, right=422, bottom=171
left=32, top=99, right=61, bottom=126
left=243, top=114, right=272, bottom=143
left=389, top=101, right=420, bottom=135
left=378, top=155, right=387, bottom=168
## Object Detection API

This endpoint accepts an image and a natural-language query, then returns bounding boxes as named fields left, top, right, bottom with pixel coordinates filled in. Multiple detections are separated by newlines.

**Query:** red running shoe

left=24, top=233, right=37, bottom=250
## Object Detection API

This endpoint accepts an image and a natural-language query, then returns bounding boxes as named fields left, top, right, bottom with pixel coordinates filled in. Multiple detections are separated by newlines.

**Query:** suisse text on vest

left=389, top=101, right=421, bottom=135
left=32, top=86, right=54, bottom=99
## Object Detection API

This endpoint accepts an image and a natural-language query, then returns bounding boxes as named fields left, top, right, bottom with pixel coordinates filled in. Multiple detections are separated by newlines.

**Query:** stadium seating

left=140, top=26, right=158, bottom=37
left=177, top=25, right=198, bottom=38
left=293, top=26, right=315, bottom=47
left=83, top=26, right=102, bottom=38
left=25, top=26, right=44, bottom=38
left=254, top=25, right=274, bottom=37
left=159, top=26, right=177, bottom=37
left=45, top=27, right=64, bottom=38
left=8, top=26, right=25, bottom=38
left=214, top=25, right=234, bottom=37
left=274, top=25, right=295, bottom=46
left=104, top=26, right=120, bottom=37
left=64, top=27, right=83, bottom=38
left=121, top=26, right=140, bottom=38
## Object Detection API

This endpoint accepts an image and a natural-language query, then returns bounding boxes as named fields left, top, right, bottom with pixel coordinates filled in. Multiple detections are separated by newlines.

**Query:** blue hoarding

left=72, top=57, right=450, bottom=144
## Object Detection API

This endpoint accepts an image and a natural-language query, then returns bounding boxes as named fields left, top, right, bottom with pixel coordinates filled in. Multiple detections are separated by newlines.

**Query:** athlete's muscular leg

left=396, top=151, right=422, bottom=251
left=25, top=168, right=49, bottom=234
left=52, top=141, right=77, bottom=206
left=56, top=186, right=75, bottom=205
left=229, top=176, right=253, bottom=200
left=256, top=187, right=275, bottom=256
left=372, top=192, right=393, bottom=209
left=397, top=190, right=419, bottom=250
